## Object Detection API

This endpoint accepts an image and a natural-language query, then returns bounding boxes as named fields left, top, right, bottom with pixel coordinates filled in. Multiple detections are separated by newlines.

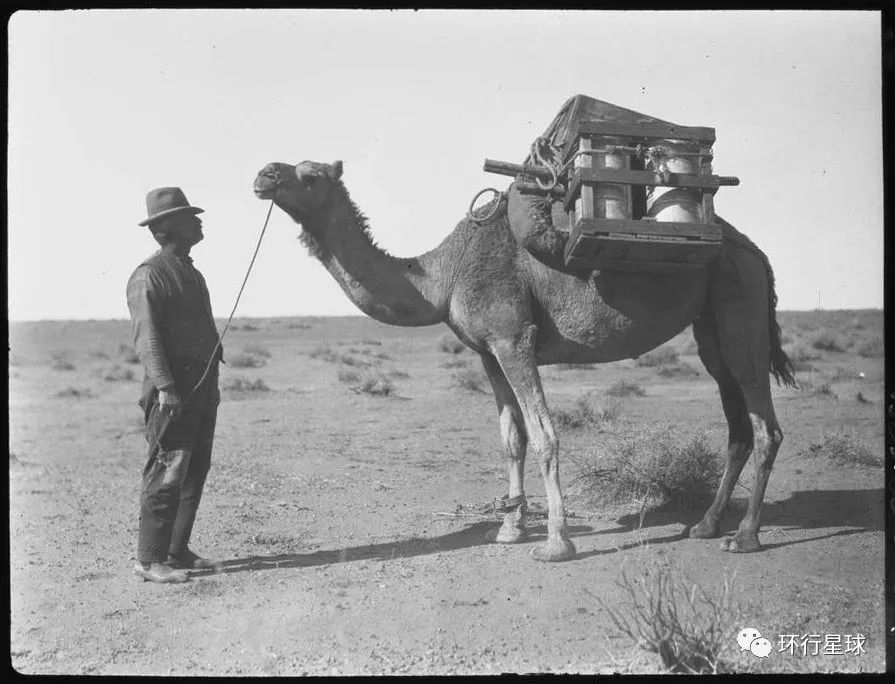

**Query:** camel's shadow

left=605, top=487, right=883, bottom=551
left=193, top=520, right=598, bottom=577
left=193, top=488, right=882, bottom=576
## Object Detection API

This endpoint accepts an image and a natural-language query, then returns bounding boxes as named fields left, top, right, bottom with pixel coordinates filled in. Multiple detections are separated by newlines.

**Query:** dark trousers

left=137, top=367, right=219, bottom=564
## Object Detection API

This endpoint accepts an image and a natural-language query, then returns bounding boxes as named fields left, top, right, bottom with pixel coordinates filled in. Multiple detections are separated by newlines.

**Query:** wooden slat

left=571, top=120, right=716, bottom=143
left=564, top=231, right=721, bottom=271
left=573, top=217, right=722, bottom=241
left=575, top=138, right=594, bottom=221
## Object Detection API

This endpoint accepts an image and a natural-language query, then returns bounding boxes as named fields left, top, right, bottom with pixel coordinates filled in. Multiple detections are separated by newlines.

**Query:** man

left=127, top=187, right=223, bottom=584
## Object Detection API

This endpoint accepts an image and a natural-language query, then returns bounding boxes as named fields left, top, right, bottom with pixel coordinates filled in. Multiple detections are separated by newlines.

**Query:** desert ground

left=9, top=309, right=885, bottom=674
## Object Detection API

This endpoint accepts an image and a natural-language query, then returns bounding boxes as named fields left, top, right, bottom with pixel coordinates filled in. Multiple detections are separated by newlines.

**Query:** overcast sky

left=8, top=9, right=883, bottom=321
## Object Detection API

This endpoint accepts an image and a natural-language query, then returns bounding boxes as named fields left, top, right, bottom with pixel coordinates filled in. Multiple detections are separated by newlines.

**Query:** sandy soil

left=9, top=311, right=885, bottom=674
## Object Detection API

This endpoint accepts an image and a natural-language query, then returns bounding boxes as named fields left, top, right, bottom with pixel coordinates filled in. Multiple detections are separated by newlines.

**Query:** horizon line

left=7, top=307, right=885, bottom=325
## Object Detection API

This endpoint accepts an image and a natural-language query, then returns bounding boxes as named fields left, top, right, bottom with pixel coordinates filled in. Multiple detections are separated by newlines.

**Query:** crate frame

left=561, top=119, right=725, bottom=273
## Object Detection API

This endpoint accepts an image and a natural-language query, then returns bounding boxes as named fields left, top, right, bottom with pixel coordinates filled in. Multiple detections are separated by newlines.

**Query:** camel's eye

left=301, top=175, right=318, bottom=187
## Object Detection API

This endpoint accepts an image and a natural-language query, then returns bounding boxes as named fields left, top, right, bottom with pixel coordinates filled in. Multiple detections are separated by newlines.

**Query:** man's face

left=163, top=213, right=204, bottom=247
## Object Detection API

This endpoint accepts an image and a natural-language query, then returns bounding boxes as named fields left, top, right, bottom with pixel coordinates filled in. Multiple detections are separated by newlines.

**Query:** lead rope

left=155, top=200, right=275, bottom=448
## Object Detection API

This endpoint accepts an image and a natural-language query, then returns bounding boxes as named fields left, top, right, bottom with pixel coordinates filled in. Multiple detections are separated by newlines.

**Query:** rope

left=155, top=200, right=276, bottom=447
left=467, top=187, right=505, bottom=225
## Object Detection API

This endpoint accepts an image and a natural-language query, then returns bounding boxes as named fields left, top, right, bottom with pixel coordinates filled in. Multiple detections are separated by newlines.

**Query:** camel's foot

left=689, top=518, right=721, bottom=539
left=720, top=530, right=761, bottom=553
left=530, top=536, right=576, bottom=562
left=485, top=525, right=529, bottom=544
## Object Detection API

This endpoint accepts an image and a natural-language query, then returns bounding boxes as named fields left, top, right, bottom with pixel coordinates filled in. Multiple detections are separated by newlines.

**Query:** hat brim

left=139, top=205, right=204, bottom=227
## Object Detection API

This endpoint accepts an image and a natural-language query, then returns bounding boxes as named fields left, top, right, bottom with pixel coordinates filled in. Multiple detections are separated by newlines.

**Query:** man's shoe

left=133, top=562, right=191, bottom=584
left=167, top=549, right=223, bottom=573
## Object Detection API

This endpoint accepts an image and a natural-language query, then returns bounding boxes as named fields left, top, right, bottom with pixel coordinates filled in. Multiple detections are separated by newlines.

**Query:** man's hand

left=158, top=390, right=183, bottom=421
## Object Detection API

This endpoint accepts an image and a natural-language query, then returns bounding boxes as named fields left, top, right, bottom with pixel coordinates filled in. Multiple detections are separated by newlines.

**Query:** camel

left=253, top=159, right=796, bottom=562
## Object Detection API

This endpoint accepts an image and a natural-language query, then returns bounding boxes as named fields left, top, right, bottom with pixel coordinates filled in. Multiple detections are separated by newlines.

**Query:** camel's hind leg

left=692, top=249, right=784, bottom=553
left=690, top=315, right=754, bottom=540
left=480, top=352, right=529, bottom=544
left=489, top=325, right=576, bottom=561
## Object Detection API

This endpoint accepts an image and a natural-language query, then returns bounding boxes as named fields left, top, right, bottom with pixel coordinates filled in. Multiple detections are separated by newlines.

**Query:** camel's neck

left=298, top=187, right=463, bottom=327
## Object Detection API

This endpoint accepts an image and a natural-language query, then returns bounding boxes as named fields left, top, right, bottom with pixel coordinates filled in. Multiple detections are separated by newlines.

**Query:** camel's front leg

left=490, top=328, right=576, bottom=562
left=480, top=353, right=529, bottom=544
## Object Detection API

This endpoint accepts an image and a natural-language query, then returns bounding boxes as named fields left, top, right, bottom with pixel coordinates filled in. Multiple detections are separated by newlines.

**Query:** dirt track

left=9, top=312, right=885, bottom=674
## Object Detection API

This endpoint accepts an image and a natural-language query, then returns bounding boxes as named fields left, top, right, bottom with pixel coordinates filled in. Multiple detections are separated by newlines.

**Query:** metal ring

left=468, top=188, right=504, bottom=225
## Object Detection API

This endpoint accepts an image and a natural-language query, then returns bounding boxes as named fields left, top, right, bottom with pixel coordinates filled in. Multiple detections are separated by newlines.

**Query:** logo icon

left=738, top=627, right=771, bottom=658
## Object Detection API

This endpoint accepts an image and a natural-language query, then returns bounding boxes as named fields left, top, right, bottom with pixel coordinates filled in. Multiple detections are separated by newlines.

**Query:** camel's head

left=253, top=160, right=344, bottom=223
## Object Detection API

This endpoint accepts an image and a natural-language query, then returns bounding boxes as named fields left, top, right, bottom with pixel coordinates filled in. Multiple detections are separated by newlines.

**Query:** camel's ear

left=328, top=161, right=343, bottom=181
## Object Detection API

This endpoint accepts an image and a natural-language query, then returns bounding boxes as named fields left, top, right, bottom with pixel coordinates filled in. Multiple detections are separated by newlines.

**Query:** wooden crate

left=562, top=118, right=729, bottom=273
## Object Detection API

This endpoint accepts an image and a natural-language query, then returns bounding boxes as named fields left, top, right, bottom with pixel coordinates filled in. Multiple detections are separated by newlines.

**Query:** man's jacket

left=126, top=248, right=222, bottom=403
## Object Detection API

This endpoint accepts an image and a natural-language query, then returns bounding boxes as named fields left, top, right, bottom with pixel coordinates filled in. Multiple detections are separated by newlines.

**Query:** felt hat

left=139, top=187, right=204, bottom=226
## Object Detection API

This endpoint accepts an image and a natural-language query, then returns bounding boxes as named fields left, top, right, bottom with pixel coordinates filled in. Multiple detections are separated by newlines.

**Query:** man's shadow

left=193, top=518, right=598, bottom=577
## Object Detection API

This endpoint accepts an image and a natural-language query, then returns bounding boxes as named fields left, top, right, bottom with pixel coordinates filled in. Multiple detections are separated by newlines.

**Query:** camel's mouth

left=253, top=176, right=278, bottom=200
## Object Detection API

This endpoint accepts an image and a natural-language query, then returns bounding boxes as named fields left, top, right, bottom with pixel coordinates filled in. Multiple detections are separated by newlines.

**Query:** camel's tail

left=765, top=260, right=797, bottom=388
left=719, top=218, right=796, bottom=388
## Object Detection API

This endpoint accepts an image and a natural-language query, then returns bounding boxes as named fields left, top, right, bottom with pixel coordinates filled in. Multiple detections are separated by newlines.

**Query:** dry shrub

left=102, top=365, right=135, bottom=382
left=784, top=343, right=821, bottom=362
left=242, top=343, right=272, bottom=358
left=656, top=362, right=700, bottom=378
left=855, top=392, right=871, bottom=404
left=553, top=395, right=621, bottom=431
left=287, top=321, right=312, bottom=330
left=803, top=431, right=881, bottom=467
left=606, top=380, right=646, bottom=398
left=602, top=561, right=735, bottom=674
left=308, top=346, right=338, bottom=363
left=856, top=337, right=883, bottom=358
left=635, top=346, right=679, bottom=368
left=437, top=334, right=466, bottom=354
left=452, top=368, right=486, bottom=393
left=228, top=352, right=266, bottom=368
left=439, top=359, right=468, bottom=370
left=51, top=355, right=75, bottom=371
left=791, top=360, right=816, bottom=373
left=338, top=369, right=395, bottom=396
left=222, top=376, right=270, bottom=393
left=574, top=424, right=721, bottom=512
left=55, top=387, right=93, bottom=399
left=810, top=330, right=845, bottom=353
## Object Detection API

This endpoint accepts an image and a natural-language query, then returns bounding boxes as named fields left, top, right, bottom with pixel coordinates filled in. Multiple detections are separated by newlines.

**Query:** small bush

left=242, top=343, right=272, bottom=359
left=553, top=395, right=620, bottom=430
left=55, top=387, right=93, bottom=399
left=439, top=359, right=468, bottom=370
left=606, top=380, right=646, bottom=398
left=810, top=331, right=845, bottom=353
left=856, top=337, right=883, bottom=358
left=574, top=424, right=721, bottom=511
left=88, top=350, right=110, bottom=360
left=102, top=366, right=135, bottom=382
left=635, top=346, right=679, bottom=368
left=452, top=368, right=486, bottom=393
left=339, top=369, right=395, bottom=396
left=287, top=321, right=312, bottom=330
left=238, top=323, right=260, bottom=332
left=51, top=356, right=75, bottom=371
left=791, top=360, right=816, bottom=373
left=388, top=369, right=410, bottom=379
left=308, top=346, right=339, bottom=363
left=856, top=392, right=871, bottom=404
left=603, top=562, right=734, bottom=674
left=227, top=352, right=266, bottom=368
left=804, top=432, right=881, bottom=467
left=437, top=334, right=466, bottom=354
left=656, top=362, right=699, bottom=378
left=222, top=376, right=270, bottom=392
left=784, top=343, right=821, bottom=362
